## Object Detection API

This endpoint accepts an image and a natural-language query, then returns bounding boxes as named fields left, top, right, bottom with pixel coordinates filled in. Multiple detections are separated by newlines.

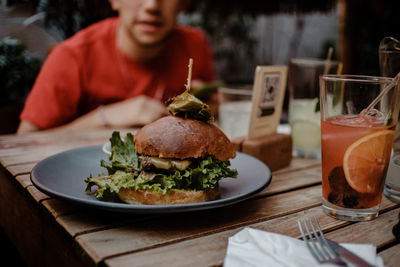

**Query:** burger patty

left=141, top=156, right=192, bottom=171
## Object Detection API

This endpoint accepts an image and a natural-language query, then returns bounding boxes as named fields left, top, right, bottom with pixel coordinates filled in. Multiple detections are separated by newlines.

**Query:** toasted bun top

left=134, top=116, right=236, bottom=161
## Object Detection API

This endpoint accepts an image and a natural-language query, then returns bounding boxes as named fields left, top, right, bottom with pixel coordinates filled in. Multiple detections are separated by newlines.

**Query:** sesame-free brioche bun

left=118, top=187, right=219, bottom=205
left=134, top=116, right=236, bottom=161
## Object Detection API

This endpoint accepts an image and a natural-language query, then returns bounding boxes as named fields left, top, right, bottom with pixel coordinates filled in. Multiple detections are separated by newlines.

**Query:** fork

left=298, top=218, right=348, bottom=266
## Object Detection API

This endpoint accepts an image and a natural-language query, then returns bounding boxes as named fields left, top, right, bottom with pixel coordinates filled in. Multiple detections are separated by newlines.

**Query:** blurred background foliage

left=0, top=37, right=41, bottom=105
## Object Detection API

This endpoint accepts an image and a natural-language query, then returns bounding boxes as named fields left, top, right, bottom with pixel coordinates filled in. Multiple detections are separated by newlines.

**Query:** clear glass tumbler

left=380, top=36, right=400, bottom=203
left=288, top=58, right=340, bottom=158
left=218, top=87, right=253, bottom=140
left=320, top=75, right=400, bottom=221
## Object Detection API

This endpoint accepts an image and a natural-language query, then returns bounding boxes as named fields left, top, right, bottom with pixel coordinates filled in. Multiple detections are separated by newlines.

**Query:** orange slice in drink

left=343, top=130, right=395, bottom=194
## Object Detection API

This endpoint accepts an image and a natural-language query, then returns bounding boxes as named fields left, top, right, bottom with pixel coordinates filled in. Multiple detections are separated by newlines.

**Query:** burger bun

left=118, top=187, right=219, bottom=205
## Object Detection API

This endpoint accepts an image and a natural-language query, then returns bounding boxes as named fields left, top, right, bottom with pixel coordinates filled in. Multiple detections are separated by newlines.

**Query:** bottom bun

left=118, top=187, right=220, bottom=205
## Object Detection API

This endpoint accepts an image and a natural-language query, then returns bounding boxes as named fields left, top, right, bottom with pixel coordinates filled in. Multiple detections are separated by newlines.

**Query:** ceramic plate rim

left=31, top=145, right=272, bottom=213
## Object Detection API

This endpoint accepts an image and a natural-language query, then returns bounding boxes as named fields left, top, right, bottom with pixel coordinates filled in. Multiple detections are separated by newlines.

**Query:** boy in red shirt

left=18, top=0, right=215, bottom=133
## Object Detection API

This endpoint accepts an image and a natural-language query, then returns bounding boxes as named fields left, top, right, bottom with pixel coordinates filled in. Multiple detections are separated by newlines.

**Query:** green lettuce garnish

left=85, top=132, right=237, bottom=202
left=100, top=132, right=141, bottom=174
left=84, top=174, right=121, bottom=202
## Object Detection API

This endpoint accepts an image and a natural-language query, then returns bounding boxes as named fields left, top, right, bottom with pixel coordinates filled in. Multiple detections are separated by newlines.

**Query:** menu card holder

left=232, top=66, right=292, bottom=171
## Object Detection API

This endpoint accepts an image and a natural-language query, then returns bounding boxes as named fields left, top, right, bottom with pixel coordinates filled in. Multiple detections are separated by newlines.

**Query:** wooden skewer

left=337, top=62, right=343, bottom=75
left=323, top=47, right=333, bottom=75
left=185, top=58, right=193, bottom=92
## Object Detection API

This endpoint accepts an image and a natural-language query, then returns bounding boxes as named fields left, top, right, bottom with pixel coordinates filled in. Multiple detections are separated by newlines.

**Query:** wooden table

left=0, top=129, right=399, bottom=267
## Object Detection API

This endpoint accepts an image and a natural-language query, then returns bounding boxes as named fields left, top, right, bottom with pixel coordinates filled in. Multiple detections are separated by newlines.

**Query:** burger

left=85, top=116, right=237, bottom=205
left=86, top=58, right=238, bottom=205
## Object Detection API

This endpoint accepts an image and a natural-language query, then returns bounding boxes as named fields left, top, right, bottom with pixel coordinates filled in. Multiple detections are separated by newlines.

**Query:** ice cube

left=360, top=108, right=386, bottom=126
left=361, top=108, right=385, bottom=120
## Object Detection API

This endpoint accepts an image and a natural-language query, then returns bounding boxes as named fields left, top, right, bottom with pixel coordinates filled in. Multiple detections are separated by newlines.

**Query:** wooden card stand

left=232, top=133, right=292, bottom=171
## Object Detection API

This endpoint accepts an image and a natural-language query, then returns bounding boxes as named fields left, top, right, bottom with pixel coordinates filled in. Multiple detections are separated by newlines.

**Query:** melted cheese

left=171, top=160, right=191, bottom=171
left=150, top=157, right=191, bottom=171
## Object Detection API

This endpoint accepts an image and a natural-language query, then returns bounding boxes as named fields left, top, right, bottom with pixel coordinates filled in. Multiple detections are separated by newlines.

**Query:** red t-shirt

left=20, top=17, right=215, bottom=129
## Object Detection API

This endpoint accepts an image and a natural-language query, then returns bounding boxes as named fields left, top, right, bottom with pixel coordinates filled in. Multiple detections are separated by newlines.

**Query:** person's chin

left=136, top=22, right=163, bottom=33
left=134, top=31, right=168, bottom=47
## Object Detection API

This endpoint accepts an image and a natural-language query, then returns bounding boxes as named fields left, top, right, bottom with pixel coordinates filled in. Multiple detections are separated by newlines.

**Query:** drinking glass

left=218, top=87, right=253, bottom=140
left=380, top=36, right=400, bottom=203
left=379, top=37, right=400, bottom=78
left=385, top=154, right=400, bottom=202
left=320, top=75, right=400, bottom=221
left=288, top=58, right=340, bottom=158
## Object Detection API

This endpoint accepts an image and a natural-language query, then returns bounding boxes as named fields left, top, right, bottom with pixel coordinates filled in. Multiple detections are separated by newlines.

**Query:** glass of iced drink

left=379, top=36, right=400, bottom=203
left=320, top=75, right=400, bottom=221
left=289, top=58, right=340, bottom=158
left=218, top=87, right=253, bottom=140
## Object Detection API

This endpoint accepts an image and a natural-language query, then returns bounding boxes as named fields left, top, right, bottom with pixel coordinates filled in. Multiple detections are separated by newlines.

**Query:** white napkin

left=224, top=227, right=384, bottom=267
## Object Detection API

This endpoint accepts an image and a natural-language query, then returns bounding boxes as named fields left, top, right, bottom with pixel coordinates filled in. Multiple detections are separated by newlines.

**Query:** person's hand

left=54, top=95, right=168, bottom=132
left=103, top=95, right=168, bottom=127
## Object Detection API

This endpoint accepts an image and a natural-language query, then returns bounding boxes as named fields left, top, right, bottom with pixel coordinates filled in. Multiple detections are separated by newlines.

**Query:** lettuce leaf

left=84, top=174, right=121, bottom=202
left=86, top=157, right=238, bottom=200
left=138, top=157, right=238, bottom=193
left=101, top=132, right=141, bottom=174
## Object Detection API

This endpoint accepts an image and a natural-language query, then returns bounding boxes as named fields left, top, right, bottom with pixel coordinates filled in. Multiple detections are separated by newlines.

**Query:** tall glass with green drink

left=289, top=58, right=340, bottom=158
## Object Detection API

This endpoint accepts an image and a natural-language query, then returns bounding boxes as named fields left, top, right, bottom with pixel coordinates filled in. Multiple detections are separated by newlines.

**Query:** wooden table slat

left=325, top=209, right=399, bottom=246
left=15, top=174, right=31, bottom=188
left=259, top=165, right=321, bottom=196
left=378, top=243, right=400, bottom=267
left=0, top=143, right=103, bottom=166
left=273, top=157, right=321, bottom=174
left=6, top=162, right=36, bottom=176
left=27, top=185, right=51, bottom=203
left=56, top=212, right=158, bottom=238
left=0, top=128, right=122, bottom=149
left=0, top=129, right=135, bottom=166
left=42, top=199, right=90, bottom=218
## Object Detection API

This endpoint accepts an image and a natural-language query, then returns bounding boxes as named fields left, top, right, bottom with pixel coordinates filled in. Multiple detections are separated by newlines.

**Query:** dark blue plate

left=31, top=146, right=271, bottom=213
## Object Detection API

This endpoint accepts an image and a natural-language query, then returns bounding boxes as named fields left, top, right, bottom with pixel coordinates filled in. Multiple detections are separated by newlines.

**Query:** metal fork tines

left=298, top=218, right=347, bottom=266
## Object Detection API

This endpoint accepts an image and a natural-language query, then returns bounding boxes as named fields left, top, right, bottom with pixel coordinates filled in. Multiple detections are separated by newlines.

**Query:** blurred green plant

left=0, top=37, right=42, bottom=106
